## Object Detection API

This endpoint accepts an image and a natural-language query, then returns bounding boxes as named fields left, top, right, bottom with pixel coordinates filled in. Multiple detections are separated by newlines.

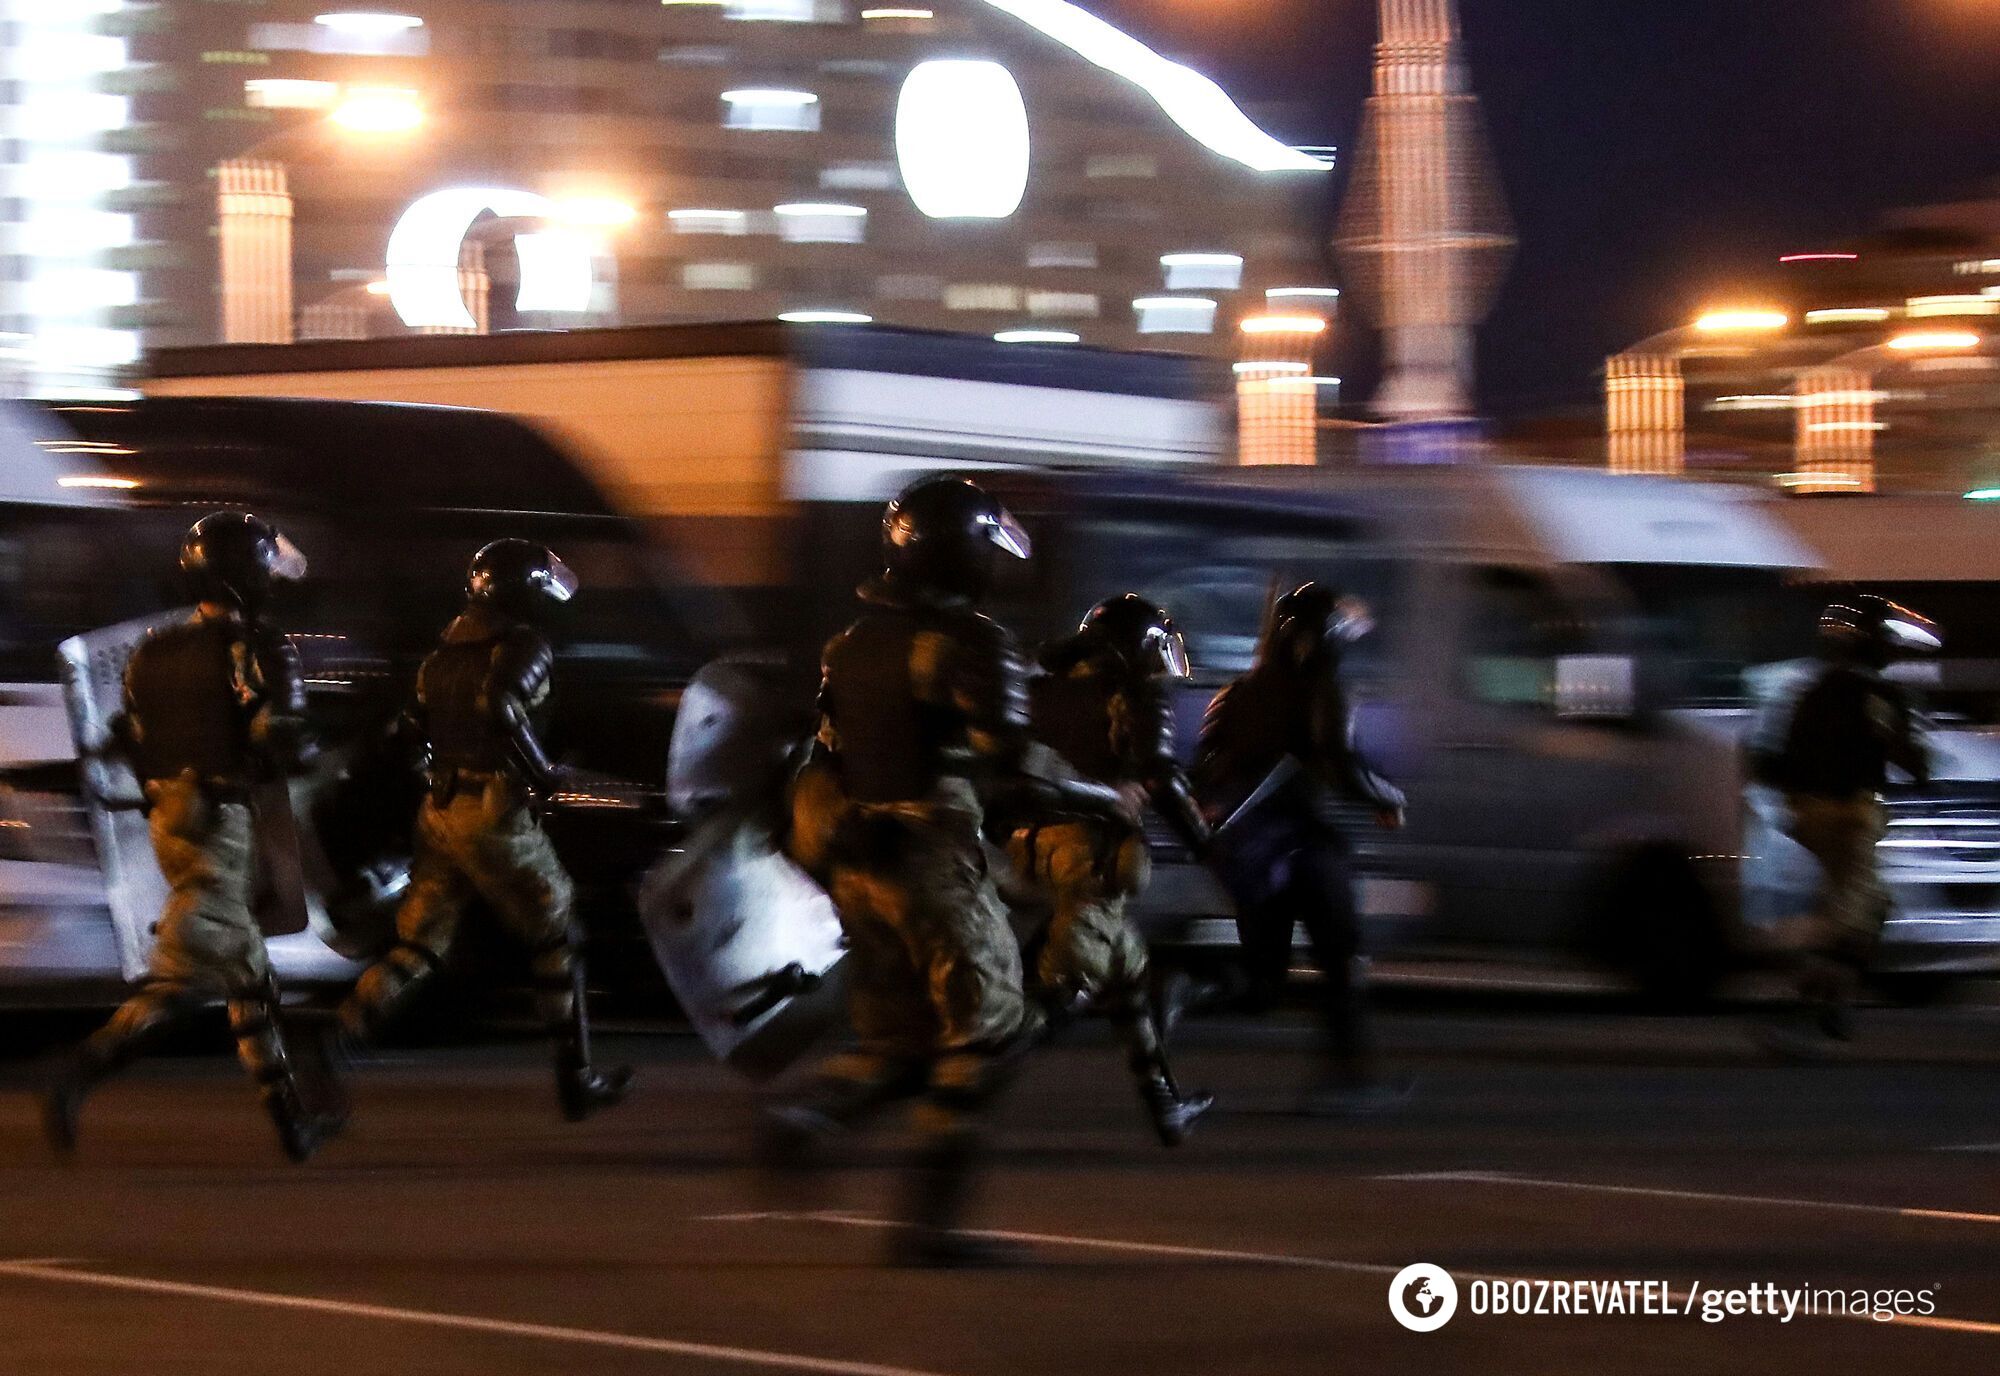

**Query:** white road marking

left=714, top=1213, right=2000, bottom=1339
left=0, top=1258, right=951, bottom=1376
left=1376, top=1170, right=2000, bottom=1226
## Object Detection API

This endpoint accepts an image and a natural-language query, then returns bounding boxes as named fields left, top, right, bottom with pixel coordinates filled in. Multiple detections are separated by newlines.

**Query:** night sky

left=1092, top=0, right=2000, bottom=415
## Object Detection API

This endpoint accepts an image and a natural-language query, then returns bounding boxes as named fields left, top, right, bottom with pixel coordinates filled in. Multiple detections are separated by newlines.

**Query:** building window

left=683, top=262, right=757, bottom=290
left=820, top=161, right=898, bottom=190
left=244, top=78, right=337, bottom=110
left=669, top=208, right=750, bottom=235
left=1028, top=241, right=1096, bottom=270
left=820, top=58, right=893, bottom=77
left=248, top=22, right=429, bottom=57
left=944, top=283, right=1022, bottom=312
left=1086, top=153, right=1157, bottom=179
left=876, top=273, right=943, bottom=300
left=1133, top=296, right=1216, bottom=334
left=774, top=202, right=866, bottom=243
left=1027, top=290, right=1099, bottom=319
left=860, top=7, right=935, bottom=31
left=660, top=45, right=733, bottom=67
left=722, top=88, right=820, bottom=131
left=727, top=0, right=843, bottom=22
left=1161, top=252, right=1243, bottom=291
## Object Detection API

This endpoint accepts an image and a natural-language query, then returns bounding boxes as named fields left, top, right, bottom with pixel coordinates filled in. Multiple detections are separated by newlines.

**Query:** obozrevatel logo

left=1389, top=1263, right=1460, bottom=1332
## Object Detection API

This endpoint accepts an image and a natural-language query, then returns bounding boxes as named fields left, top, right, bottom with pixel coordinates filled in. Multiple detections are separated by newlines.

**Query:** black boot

left=887, top=1132, right=1027, bottom=1270
left=42, top=1042, right=117, bottom=1158
left=1140, top=1073, right=1215, bottom=1148
left=261, top=1068, right=346, bottom=1163
left=554, top=961, right=631, bottom=1122
left=557, top=1046, right=632, bottom=1122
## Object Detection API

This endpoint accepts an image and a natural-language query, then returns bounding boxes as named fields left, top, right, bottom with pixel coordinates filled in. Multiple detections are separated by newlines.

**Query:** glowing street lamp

left=1885, top=330, right=1982, bottom=352
left=1692, top=309, right=1789, bottom=334
left=328, top=86, right=423, bottom=134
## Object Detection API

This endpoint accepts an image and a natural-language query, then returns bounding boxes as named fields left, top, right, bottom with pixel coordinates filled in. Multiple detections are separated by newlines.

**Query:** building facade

left=2, top=1, right=1346, bottom=396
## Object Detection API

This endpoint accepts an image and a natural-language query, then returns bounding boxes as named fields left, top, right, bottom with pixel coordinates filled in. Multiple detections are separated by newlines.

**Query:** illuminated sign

left=386, top=188, right=596, bottom=329
left=896, top=61, right=1030, bottom=219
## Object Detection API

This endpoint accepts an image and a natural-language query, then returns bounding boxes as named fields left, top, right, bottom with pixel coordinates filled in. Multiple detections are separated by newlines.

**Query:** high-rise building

left=2, top=1, right=1345, bottom=395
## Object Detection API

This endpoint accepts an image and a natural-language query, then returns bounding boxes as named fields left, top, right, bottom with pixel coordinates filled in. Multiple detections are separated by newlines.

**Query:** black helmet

left=880, top=476, right=1031, bottom=604
left=1069, top=593, right=1192, bottom=679
left=1264, top=581, right=1374, bottom=668
left=466, top=539, right=578, bottom=622
left=180, top=511, right=306, bottom=613
left=1819, top=595, right=1939, bottom=668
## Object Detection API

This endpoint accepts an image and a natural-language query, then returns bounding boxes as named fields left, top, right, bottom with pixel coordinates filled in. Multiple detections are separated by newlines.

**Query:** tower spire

left=1334, top=0, right=1513, bottom=422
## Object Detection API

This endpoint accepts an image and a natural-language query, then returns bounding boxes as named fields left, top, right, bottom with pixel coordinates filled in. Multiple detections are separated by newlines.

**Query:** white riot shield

left=639, top=822, right=846, bottom=1078
left=647, top=657, right=844, bottom=1078
left=58, top=611, right=334, bottom=982
left=57, top=611, right=182, bottom=982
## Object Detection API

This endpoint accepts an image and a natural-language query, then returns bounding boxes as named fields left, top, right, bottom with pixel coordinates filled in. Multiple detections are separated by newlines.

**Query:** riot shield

left=57, top=612, right=349, bottom=978
left=647, top=656, right=844, bottom=1078
left=57, top=610, right=181, bottom=982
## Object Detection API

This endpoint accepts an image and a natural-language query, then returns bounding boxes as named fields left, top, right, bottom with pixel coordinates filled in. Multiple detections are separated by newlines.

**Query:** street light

left=326, top=86, right=423, bottom=135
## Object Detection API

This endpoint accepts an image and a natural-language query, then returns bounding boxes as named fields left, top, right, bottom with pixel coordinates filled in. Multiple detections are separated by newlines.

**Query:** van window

left=1044, top=514, right=1401, bottom=685
left=1459, top=567, right=1586, bottom=710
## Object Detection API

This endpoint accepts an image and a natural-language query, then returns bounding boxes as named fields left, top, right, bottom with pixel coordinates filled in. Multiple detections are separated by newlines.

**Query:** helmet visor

left=538, top=551, right=579, bottom=603
left=1153, top=628, right=1192, bottom=680
left=1329, top=595, right=1375, bottom=646
left=269, top=532, right=308, bottom=583
left=984, top=507, right=1032, bottom=560
left=1882, top=605, right=1941, bottom=654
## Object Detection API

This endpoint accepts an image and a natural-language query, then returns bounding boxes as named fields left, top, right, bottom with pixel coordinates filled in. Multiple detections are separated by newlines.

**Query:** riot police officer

left=1751, top=595, right=1936, bottom=1045
left=337, top=540, right=630, bottom=1120
left=44, top=512, right=341, bottom=1161
left=1010, top=593, right=1213, bottom=1145
left=1194, top=581, right=1407, bottom=1115
left=766, top=476, right=1127, bottom=1268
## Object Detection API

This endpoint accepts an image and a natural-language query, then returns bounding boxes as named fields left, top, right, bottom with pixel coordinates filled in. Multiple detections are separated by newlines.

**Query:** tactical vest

left=1029, top=672, right=1125, bottom=784
left=126, top=617, right=254, bottom=784
left=822, top=610, right=952, bottom=805
left=420, top=635, right=514, bottom=776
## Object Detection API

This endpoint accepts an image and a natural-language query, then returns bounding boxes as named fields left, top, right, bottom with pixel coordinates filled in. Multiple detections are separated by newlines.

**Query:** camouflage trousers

left=85, top=772, right=289, bottom=1090
left=1006, top=817, right=1166, bottom=1073
left=796, top=794, right=1038, bottom=1141
left=1006, top=818, right=1152, bottom=1001
left=343, top=777, right=577, bottom=1037
left=1785, top=791, right=1888, bottom=1011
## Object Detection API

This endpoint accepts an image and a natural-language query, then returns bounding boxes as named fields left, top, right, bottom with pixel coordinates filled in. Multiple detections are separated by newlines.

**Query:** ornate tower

left=1334, top=0, right=1514, bottom=422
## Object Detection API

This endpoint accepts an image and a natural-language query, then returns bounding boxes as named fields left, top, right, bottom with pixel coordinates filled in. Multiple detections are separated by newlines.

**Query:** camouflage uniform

left=340, top=596, right=626, bottom=1119
left=54, top=606, right=325, bottom=1155
left=789, top=605, right=1040, bottom=1130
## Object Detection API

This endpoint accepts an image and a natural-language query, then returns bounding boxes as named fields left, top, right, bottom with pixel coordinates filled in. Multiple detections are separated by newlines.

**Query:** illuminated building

left=1603, top=195, right=2000, bottom=494
left=1234, top=310, right=1330, bottom=465
left=0, top=1, right=1339, bottom=393
left=1332, top=0, right=1512, bottom=421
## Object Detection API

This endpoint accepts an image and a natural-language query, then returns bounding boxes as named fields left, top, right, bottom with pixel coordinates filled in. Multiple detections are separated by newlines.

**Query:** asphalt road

left=6, top=997, right=2000, bottom=1375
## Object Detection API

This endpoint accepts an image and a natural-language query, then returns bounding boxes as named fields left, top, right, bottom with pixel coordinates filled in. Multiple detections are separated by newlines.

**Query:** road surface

left=4, top=997, right=2000, bottom=1374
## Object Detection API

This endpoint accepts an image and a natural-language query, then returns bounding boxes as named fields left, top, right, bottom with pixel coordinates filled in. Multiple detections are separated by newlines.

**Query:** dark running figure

left=1751, top=594, right=1935, bottom=1047
left=339, top=540, right=630, bottom=1121
left=766, top=476, right=1127, bottom=1268
left=46, top=512, right=342, bottom=1161
left=1194, top=582, right=1408, bottom=1115
left=1011, top=593, right=1214, bottom=1145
